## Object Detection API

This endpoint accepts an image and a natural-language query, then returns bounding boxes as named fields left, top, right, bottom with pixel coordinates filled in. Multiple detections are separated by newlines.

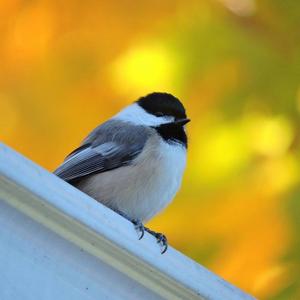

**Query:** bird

left=54, top=92, right=190, bottom=253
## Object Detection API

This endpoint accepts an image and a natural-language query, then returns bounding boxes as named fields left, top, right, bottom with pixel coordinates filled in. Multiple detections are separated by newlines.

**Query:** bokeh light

left=111, top=44, right=178, bottom=97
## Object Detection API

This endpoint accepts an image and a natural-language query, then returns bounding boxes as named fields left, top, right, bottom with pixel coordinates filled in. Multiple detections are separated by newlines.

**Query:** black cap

left=137, top=92, right=187, bottom=120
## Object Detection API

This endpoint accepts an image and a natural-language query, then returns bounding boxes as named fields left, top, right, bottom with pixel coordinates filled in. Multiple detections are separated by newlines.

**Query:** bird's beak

left=175, top=118, right=190, bottom=126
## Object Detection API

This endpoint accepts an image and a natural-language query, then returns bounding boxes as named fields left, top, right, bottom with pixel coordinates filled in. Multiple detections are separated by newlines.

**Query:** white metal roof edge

left=0, top=143, right=255, bottom=300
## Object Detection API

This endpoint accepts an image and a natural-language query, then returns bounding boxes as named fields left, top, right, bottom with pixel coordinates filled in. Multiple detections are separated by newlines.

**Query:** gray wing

left=54, top=120, right=152, bottom=183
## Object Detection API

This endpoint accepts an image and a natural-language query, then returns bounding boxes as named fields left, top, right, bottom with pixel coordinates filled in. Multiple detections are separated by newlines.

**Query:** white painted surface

left=0, top=143, right=256, bottom=300
left=0, top=200, right=160, bottom=300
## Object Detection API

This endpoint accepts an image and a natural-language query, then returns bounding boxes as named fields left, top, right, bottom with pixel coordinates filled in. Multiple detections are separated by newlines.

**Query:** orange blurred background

left=1, top=1, right=300, bottom=299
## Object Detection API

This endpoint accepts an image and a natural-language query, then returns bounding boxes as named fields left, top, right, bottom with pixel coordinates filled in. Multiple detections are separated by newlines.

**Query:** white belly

left=76, top=138, right=187, bottom=222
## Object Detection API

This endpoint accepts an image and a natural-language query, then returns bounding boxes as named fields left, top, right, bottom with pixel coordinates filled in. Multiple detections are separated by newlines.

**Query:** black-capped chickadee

left=54, top=92, right=190, bottom=253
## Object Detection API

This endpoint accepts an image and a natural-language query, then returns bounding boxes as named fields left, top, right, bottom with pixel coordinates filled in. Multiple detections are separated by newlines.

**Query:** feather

left=54, top=120, right=152, bottom=182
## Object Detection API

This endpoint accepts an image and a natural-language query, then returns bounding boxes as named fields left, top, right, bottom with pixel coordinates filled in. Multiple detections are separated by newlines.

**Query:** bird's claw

left=113, top=210, right=146, bottom=240
left=119, top=213, right=168, bottom=254
left=155, top=233, right=168, bottom=254
left=145, top=228, right=168, bottom=254
left=132, top=219, right=145, bottom=240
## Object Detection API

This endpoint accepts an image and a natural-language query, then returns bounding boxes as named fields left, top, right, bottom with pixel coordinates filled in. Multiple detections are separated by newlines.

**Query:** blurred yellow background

left=1, top=1, right=300, bottom=299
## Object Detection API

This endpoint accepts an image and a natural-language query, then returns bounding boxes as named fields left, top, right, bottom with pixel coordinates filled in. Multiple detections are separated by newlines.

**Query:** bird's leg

left=144, top=227, right=168, bottom=254
left=131, top=219, right=145, bottom=240
left=112, top=208, right=145, bottom=240
left=112, top=208, right=167, bottom=253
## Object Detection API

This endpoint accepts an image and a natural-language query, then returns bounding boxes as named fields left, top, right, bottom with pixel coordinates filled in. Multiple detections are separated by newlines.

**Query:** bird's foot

left=131, top=219, right=145, bottom=240
left=112, top=209, right=167, bottom=253
left=132, top=221, right=168, bottom=254
left=112, top=209, right=145, bottom=240
left=145, top=227, right=168, bottom=254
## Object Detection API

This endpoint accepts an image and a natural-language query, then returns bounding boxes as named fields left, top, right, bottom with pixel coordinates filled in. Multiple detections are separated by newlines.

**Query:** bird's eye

left=156, top=112, right=164, bottom=117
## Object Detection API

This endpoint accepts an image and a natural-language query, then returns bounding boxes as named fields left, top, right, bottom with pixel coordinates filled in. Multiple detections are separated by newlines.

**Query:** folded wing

left=54, top=120, right=151, bottom=183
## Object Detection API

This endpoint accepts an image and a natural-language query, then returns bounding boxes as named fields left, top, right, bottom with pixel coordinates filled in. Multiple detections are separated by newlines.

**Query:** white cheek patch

left=163, top=116, right=175, bottom=123
left=114, top=103, right=174, bottom=126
